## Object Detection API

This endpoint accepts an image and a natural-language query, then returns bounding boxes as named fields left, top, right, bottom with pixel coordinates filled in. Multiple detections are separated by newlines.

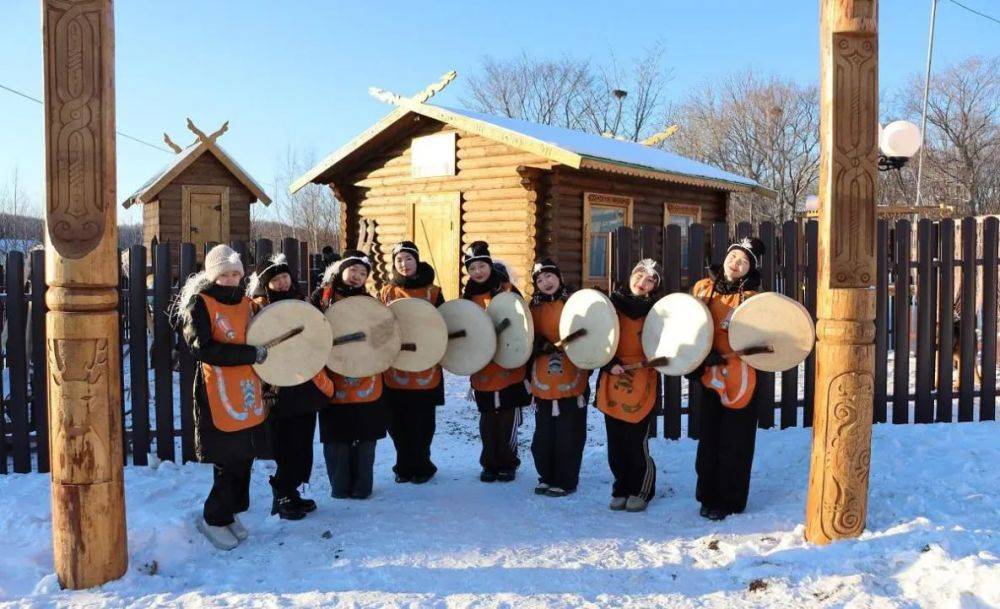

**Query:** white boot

left=228, top=515, right=249, bottom=541
left=198, top=519, right=239, bottom=550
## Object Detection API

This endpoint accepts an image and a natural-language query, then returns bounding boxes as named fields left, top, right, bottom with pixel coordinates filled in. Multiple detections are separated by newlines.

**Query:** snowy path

left=1, top=377, right=998, bottom=608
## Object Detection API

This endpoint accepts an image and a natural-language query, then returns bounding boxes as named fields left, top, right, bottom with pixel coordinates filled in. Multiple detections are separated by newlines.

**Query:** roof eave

left=577, top=157, right=765, bottom=195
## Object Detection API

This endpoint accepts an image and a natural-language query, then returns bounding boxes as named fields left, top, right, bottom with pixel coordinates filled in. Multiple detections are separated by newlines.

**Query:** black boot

left=289, top=487, right=317, bottom=513
left=271, top=496, right=306, bottom=520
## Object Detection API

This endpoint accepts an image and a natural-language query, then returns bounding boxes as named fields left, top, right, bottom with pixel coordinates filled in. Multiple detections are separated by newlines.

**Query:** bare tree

left=463, top=46, right=674, bottom=142
left=667, top=71, right=821, bottom=223
left=891, top=56, right=1000, bottom=215
left=0, top=167, right=43, bottom=258
left=271, top=147, right=341, bottom=251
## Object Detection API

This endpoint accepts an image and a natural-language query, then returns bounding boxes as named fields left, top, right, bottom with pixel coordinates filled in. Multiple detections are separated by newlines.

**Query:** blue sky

left=2, top=0, right=998, bottom=224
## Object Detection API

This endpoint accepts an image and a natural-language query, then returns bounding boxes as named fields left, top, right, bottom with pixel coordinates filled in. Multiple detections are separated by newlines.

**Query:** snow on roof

left=435, top=105, right=760, bottom=189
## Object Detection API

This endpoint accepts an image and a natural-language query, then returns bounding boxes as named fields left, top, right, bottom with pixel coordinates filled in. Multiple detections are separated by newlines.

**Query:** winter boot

left=198, top=519, right=239, bottom=551
left=609, top=497, right=627, bottom=511
left=228, top=515, right=249, bottom=541
left=480, top=468, right=497, bottom=483
left=534, top=482, right=551, bottom=495
left=625, top=496, right=649, bottom=512
left=496, top=469, right=516, bottom=482
left=289, top=488, right=317, bottom=513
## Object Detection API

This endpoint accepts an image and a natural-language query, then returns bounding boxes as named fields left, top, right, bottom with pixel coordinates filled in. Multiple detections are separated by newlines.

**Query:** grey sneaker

left=227, top=515, right=248, bottom=541
left=625, top=496, right=649, bottom=512
left=609, top=497, right=627, bottom=511
left=197, top=519, right=239, bottom=550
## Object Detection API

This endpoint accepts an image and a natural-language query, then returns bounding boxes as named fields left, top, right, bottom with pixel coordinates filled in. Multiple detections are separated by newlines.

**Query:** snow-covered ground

left=1, top=374, right=998, bottom=609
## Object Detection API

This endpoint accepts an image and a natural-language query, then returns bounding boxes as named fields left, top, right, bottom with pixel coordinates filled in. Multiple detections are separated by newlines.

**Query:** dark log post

left=805, top=0, right=878, bottom=544
left=42, top=0, right=128, bottom=587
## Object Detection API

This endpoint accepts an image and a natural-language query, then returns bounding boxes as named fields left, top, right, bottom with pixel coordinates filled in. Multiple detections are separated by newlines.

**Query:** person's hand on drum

left=610, top=364, right=625, bottom=375
left=255, top=346, right=268, bottom=364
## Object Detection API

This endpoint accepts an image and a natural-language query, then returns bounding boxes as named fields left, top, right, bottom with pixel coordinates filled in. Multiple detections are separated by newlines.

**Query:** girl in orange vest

left=596, top=259, right=662, bottom=512
left=528, top=258, right=591, bottom=497
left=688, top=237, right=765, bottom=521
left=462, top=240, right=532, bottom=482
left=378, top=241, right=446, bottom=484
left=179, top=244, right=269, bottom=550
left=310, top=249, right=387, bottom=499
left=248, top=253, right=335, bottom=520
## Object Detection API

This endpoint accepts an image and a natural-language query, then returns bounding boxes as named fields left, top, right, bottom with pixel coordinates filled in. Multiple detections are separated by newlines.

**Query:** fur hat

left=204, top=244, right=243, bottom=281
left=391, top=240, right=420, bottom=262
left=630, top=258, right=662, bottom=287
left=531, top=257, right=562, bottom=285
left=462, top=240, right=492, bottom=269
left=247, top=253, right=291, bottom=296
left=322, top=248, right=371, bottom=285
left=727, top=237, right=766, bottom=271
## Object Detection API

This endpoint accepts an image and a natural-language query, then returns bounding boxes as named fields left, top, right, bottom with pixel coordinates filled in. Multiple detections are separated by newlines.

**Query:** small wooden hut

left=123, top=120, right=271, bottom=266
left=293, top=82, right=767, bottom=298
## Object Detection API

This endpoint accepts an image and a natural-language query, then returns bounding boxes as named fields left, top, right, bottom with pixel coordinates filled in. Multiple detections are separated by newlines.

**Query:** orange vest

left=468, top=284, right=527, bottom=392
left=596, top=312, right=658, bottom=423
left=692, top=278, right=758, bottom=409
left=529, top=299, right=588, bottom=400
left=379, top=283, right=443, bottom=392
left=251, top=295, right=335, bottom=399
left=199, top=294, right=266, bottom=432
left=323, top=289, right=383, bottom=404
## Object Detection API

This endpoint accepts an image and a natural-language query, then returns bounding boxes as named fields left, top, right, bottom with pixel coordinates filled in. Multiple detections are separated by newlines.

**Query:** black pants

left=388, top=403, right=437, bottom=479
left=695, top=391, right=758, bottom=513
left=204, top=458, right=253, bottom=526
left=270, top=413, right=316, bottom=496
left=604, top=412, right=656, bottom=501
left=479, top=407, right=522, bottom=473
left=531, top=397, right=587, bottom=491
left=323, top=440, right=376, bottom=498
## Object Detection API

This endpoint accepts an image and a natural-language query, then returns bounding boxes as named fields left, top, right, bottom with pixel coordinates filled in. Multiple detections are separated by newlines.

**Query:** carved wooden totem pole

left=805, top=0, right=879, bottom=544
left=42, top=0, right=128, bottom=587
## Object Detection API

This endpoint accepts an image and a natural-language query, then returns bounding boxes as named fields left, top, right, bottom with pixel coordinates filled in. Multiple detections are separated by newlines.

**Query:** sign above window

left=411, top=132, right=457, bottom=179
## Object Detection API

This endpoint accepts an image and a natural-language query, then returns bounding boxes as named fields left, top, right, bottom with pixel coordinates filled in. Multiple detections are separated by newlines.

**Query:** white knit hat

left=204, top=244, right=244, bottom=281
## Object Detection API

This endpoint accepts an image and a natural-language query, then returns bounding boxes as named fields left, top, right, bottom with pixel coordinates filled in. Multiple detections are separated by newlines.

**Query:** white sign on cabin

left=411, top=132, right=457, bottom=178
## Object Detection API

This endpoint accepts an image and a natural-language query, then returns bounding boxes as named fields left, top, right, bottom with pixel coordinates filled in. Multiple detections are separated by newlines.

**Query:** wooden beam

left=42, top=0, right=127, bottom=588
left=805, top=0, right=879, bottom=545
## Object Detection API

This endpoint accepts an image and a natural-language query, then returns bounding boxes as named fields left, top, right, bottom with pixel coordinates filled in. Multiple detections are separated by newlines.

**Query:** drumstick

left=332, top=331, right=366, bottom=346
left=495, top=317, right=511, bottom=333
left=722, top=345, right=774, bottom=359
left=400, top=343, right=417, bottom=352
left=448, top=329, right=467, bottom=340
left=620, top=356, right=669, bottom=371
left=262, top=326, right=305, bottom=349
left=542, top=328, right=588, bottom=353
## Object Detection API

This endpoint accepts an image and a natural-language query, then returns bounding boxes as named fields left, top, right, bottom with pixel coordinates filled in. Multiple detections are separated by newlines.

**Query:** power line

left=946, top=0, right=1000, bottom=26
left=0, top=82, right=173, bottom=154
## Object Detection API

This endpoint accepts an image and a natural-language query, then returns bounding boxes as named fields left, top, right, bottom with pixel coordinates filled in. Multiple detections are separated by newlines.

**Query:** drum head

left=439, top=299, right=497, bottom=375
left=324, top=296, right=401, bottom=377
left=388, top=298, right=448, bottom=372
left=486, top=292, right=534, bottom=369
left=642, top=293, right=713, bottom=375
left=558, top=289, right=620, bottom=370
left=729, top=292, right=816, bottom=372
left=247, top=300, right=332, bottom=387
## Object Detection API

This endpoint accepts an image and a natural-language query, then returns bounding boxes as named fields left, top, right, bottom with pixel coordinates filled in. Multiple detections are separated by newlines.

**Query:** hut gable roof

left=123, top=141, right=272, bottom=208
left=291, top=101, right=769, bottom=196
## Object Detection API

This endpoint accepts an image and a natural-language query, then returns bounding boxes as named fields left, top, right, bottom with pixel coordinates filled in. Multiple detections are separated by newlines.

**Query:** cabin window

left=411, top=132, right=457, bottom=178
left=583, top=193, right=633, bottom=287
left=664, top=203, right=702, bottom=273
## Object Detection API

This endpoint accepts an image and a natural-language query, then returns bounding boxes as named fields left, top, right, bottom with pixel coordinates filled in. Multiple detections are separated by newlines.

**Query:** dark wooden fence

left=2, top=219, right=998, bottom=472
left=0, top=238, right=323, bottom=474
left=609, top=217, right=999, bottom=440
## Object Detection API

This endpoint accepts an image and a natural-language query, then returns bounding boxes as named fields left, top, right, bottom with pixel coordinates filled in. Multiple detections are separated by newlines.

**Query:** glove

left=255, top=346, right=268, bottom=364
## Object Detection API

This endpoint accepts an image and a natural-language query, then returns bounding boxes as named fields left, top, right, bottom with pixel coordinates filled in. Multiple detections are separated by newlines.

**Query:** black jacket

left=182, top=283, right=261, bottom=464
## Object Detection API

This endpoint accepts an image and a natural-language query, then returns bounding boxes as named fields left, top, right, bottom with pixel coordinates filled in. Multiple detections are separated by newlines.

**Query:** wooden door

left=410, top=192, right=460, bottom=300
left=182, top=185, right=229, bottom=261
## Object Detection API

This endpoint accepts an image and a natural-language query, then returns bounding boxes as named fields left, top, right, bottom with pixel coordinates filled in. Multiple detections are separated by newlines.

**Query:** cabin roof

left=291, top=102, right=771, bottom=196
left=123, top=140, right=272, bottom=208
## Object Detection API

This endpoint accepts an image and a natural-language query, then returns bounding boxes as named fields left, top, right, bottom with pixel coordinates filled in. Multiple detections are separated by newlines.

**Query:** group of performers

left=179, top=235, right=769, bottom=551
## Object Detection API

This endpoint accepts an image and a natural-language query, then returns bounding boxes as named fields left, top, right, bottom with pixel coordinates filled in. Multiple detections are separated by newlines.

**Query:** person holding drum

left=528, top=258, right=591, bottom=497
left=178, top=244, right=269, bottom=550
left=311, top=249, right=387, bottom=499
left=688, top=237, right=766, bottom=521
left=596, top=259, right=662, bottom=512
left=378, top=241, right=446, bottom=485
left=248, top=254, right=335, bottom=520
left=462, top=241, right=532, bottom=483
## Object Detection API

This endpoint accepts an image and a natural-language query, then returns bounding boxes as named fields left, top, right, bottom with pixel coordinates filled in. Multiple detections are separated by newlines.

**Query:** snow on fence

left=1, top=219, right=997, bottom=474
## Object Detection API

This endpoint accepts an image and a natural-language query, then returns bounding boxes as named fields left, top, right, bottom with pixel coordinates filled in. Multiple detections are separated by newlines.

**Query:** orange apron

left=529, top=299, right=588, bottom=400
left=468, top=284, right=527, bottom=392
left=199, top=295, right=266, bottom=432
left=596, top=313, right=658, bottom=423
left=692, top=278, right=758, bottom=410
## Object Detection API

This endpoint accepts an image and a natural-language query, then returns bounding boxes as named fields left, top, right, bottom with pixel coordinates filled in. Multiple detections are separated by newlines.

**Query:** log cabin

left=123, top=121, right=271, bottom=268
left=292, top=102, right=767, bottom=298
